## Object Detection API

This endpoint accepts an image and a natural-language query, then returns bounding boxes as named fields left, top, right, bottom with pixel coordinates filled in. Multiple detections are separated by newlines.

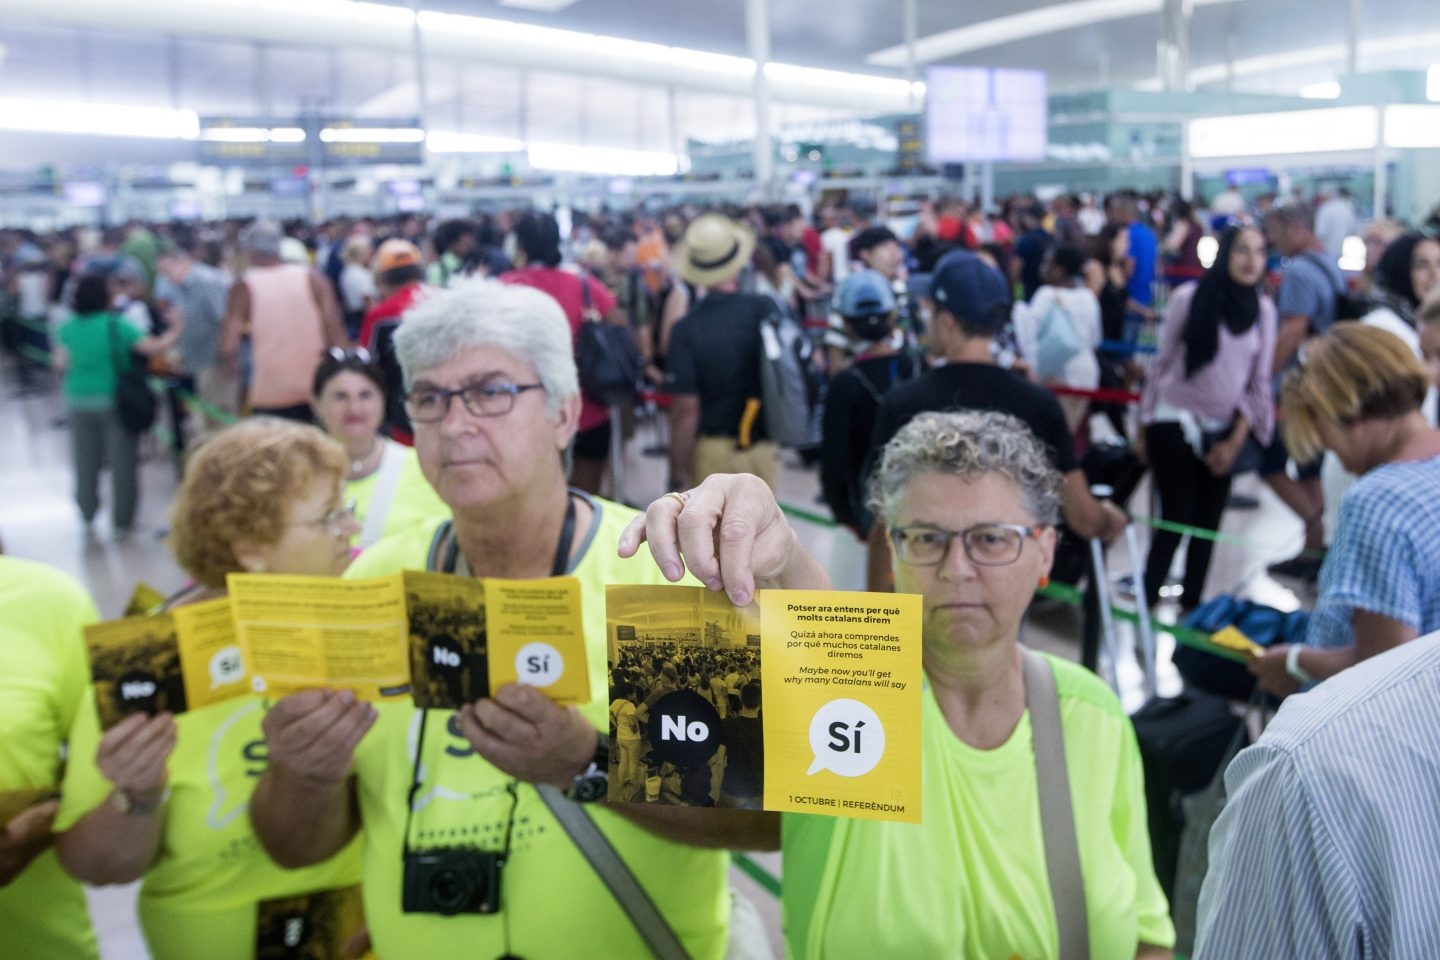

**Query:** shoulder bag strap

left=535, top=784, right=693, bottom=960
left=358, top=443, right=407, bottom=548
left=106, top=314, right=125, bottom=374
left=1021, top=648, right=1090, bottom=960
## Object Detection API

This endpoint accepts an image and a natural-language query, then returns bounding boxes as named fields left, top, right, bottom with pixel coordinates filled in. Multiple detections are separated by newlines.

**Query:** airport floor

left=1, top=363, right=1312, bottom=959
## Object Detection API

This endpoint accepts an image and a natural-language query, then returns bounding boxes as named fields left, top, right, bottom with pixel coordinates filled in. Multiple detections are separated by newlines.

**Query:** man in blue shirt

left=1262, top=204, right=1346, bottom=580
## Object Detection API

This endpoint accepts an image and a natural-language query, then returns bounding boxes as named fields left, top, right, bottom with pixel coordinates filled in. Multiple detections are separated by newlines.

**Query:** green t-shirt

left=58, top=312, right=143, bottom=409
left=0, top=557, right=100, bottom=960
left=343, top=495, right=729, bottom=959
left=346, top=442, right=449, bottom=548
left=56, top=694, right=365, bottom=960
left=783, top=655, right=1175, bottom=960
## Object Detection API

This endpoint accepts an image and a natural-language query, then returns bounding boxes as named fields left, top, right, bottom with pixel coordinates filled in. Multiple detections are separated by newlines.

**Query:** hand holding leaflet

left=261, top=689, right=376, bottom=787
left=456, top=684, right=599, bottom=791
left=95, top=712, right=177, bottom=805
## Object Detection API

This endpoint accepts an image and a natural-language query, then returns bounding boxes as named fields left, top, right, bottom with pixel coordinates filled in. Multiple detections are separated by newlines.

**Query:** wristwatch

left=1285, top=645, right=1316, bottom=685
left=111, top=786, right=170, bottom=816
left=565, top=732, right=610, bottom=803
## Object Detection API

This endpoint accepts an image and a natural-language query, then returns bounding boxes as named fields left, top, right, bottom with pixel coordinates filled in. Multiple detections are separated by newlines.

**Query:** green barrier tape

left=19, top=344, right=53, bottom=367
left=732, top=852, right=782, bottom=898
left=1035, top=582, right=1249, bottom=664
left=175, top=388, right=241, bottom=427
left=780, top=502, right=840, bottom=530
left=1128, top=514, right=1262, bottom=549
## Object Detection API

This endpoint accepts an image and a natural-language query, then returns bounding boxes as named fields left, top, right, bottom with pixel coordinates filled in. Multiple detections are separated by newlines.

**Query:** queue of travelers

left=3, top=182, right=1440, bottom=959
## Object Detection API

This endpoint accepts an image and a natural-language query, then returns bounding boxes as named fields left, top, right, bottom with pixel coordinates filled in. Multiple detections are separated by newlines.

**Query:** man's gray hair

left=1265, top=203, right=1315, bottom=235
left=393, top=277, right=579, bottom=417
left=870, top=410, right=1062, bottom=527
left=239, top=221, right=282, bottom=258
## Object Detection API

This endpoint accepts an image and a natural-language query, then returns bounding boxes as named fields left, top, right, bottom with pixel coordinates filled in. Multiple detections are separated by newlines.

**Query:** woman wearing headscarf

left=1359, top=232, right=1440, bottom=344
left=1138, top=225, right=1277, bottom=611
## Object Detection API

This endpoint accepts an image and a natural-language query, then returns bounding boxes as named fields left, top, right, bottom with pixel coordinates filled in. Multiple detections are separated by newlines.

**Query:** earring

left=251, top=561, right=266, bottom=573
left=1038, top=576, right=1050, bottom=589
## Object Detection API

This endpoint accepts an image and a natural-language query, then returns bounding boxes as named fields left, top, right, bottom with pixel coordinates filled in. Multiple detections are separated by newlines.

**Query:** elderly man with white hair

left=249, top=278, right=778, bottom=960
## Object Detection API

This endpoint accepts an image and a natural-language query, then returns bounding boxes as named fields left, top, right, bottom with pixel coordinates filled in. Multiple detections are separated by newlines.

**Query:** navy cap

left=930, top=250, right=1010, bottom=332
left=834, top=269, right=896, bottom=318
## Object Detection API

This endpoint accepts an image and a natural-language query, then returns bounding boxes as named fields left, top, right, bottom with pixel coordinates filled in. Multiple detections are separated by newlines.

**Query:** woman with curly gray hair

left=624, top=408, right=1175, bottom=959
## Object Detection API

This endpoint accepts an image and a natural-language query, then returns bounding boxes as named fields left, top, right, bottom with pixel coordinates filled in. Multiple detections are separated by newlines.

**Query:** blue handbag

left=1175, top=596, right=1309, bottom=700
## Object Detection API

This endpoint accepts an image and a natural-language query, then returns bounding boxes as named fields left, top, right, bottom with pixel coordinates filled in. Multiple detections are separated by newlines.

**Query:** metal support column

left=903, top=0, right=920, bottom=111
left=745, top=0, right=774, bottom=198
left=1347, top=0, right=1362, bottom=76
left=1158, top=0, right=1193, bottom=92
left=410, top=0, right=430, bottom=131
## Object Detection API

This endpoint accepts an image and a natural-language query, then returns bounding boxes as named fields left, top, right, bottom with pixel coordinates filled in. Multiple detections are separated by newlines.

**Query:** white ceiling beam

left=866, top=0, right=1242, bottom=68
left=6, top=0, right=916, bottom=114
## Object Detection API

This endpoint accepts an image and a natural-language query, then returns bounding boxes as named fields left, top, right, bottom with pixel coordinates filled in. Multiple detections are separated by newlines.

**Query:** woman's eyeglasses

left=889, top=522, right=1042, bottom=567
left=290, top=499, right=358, bottom=537
left=404, top=382, right=545, bottom=423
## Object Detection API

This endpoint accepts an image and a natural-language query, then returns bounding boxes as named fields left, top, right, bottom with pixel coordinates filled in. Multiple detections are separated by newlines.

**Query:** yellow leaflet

left=402, top=570, right=487, bottom=709
left=226, top=573, right=412, bottom=701
left=84, top=614, right=187, bottom=728
left=603, top=584, right=921, bottom=823
left=485, top=577, right=589, bottom=705
left=172, top=597, right=248, bottom=711
left=1210, top=625, right=1263, bottom=661
left=761, top=589, right=922, bottom=824
left=124, top=581, right=167, bottom=617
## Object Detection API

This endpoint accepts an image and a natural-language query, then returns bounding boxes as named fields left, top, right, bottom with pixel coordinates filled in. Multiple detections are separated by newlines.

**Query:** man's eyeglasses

left=291, top=499, right=358, bottom=537
left=404, top=382, right=545, bottom=423
left=889, top=522, right=1043, bottom=567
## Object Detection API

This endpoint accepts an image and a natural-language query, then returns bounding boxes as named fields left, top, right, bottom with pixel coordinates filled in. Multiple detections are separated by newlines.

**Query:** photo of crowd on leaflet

left=406, top=573, right=487, bottom=710
left=607, top=584, right=764, bottom=809
left=84, top=616, right=188, bottom=728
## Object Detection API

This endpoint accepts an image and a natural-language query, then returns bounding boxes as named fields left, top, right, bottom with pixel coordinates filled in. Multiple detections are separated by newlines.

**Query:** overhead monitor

left=63, top=181, right=107, bottom=208
left=924, top=67, right=1048, bottom=164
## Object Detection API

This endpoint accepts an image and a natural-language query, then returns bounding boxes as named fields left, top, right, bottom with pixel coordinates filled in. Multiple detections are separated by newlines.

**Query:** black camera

left=401, top=848, right=503, bottom=916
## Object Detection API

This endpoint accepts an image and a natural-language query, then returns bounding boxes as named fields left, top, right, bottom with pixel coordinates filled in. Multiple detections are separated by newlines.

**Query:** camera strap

left=401, top=490, right=581, bottom=856
left=535, top=785, right=693, bottom=960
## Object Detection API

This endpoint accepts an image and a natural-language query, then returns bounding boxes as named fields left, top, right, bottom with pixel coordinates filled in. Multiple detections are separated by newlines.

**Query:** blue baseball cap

left=930, top=250, right=1010, bottom=332
left=834, top=269, right=897, bottom=319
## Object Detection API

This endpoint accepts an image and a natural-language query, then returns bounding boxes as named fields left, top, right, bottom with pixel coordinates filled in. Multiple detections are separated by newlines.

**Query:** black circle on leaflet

left=117, top=668, right=161, bottom=714
left=430, top=637, right=464, bottom=674
left=646, top=689, right=722, bottom=767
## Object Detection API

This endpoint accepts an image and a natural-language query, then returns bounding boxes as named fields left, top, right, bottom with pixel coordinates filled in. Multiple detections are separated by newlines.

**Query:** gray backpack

left=757, top=299, right=813, bottom=448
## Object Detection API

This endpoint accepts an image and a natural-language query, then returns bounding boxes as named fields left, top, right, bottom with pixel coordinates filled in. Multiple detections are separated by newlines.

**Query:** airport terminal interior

left=3, top=1, right=1440, bottom=958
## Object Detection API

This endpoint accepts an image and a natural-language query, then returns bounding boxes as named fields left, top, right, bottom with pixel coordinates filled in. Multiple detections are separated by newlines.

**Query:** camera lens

left=429, top=867, right=474, bottom=915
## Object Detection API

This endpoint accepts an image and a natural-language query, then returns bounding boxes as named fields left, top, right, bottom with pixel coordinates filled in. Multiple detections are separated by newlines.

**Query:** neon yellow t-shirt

left=0, top=557, right=100, bottom=960
left=344, top=494, right=730, bottom=960
left=346, top=441, right=449, bottom=548
left=56, top=693, right=365, bottom=960
left=783, top=654, right=1175, bottom=960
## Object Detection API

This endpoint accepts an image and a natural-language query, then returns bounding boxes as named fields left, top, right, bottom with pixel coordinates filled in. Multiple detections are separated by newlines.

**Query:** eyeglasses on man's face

left=404, top=381, right=545, bottom=423
left=889, top=522, right=1043, bottom=567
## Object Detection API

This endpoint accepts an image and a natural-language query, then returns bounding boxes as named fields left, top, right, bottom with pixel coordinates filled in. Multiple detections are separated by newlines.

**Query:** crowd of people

left=2, top=180, right=1440, bottom=959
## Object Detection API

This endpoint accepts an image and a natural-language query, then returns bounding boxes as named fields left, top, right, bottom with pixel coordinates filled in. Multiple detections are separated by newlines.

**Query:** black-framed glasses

left=290, top=499, right=358, bottom=537
left=404, top=381, right=545, bottom=423
left=889, top=522, right=1043, bottom=567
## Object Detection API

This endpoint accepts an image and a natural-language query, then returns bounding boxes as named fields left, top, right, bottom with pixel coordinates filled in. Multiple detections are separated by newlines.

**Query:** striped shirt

left=1307, top=455, right=1440, bottom=650
left=1194, top=630, right=1440, bottom=958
